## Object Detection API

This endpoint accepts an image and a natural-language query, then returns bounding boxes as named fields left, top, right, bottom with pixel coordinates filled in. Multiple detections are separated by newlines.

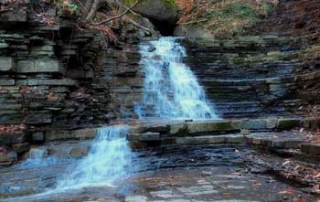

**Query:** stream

left=0, top=37, right=318, bottom=202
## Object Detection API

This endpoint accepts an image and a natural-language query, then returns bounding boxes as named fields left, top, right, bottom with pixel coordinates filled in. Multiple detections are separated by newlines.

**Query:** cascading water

left=56, top=125, right=135, bottom=190
left=135, top=37, right=219, bottom=120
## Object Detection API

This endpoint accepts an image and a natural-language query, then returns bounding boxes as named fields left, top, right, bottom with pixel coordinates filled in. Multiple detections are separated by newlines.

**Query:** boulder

left=127, top=0, right=178, bottom=34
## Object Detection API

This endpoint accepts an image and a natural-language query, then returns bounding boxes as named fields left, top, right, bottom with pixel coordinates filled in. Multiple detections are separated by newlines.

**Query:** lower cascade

left=135, top=37, right=219, bottom=120
left=56, top=125, right=135, bottom=190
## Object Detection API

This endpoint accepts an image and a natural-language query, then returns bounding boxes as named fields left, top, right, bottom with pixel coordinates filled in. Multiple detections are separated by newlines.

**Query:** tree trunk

left=86, top=0, right=101, bottom=21
left=85, top=0, right=94, bottom=12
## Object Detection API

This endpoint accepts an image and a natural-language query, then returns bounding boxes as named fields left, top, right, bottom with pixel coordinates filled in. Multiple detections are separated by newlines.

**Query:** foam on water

left=56, top=125, right=135, bottom=190
left=135, top=37, right=219, bottom=120
left=16, top=147, right=59, bottom=169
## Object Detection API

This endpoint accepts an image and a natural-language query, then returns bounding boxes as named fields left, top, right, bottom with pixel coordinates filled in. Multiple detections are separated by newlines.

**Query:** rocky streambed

left=1, top=119, right=320, bottom=202
left=1, top=144, right=319, bottom=202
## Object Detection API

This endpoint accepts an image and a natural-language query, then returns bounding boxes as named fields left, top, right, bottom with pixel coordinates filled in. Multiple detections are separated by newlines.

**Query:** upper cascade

left=135, top=37, right=219, bottom=120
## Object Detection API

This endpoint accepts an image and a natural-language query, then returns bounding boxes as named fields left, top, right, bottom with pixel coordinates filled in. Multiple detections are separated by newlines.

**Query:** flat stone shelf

left=42, top=117, right=320, bottom=142
left=2, top=117, right=317, bottom=165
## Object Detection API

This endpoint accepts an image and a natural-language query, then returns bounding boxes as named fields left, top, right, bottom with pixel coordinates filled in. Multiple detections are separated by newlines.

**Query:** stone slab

left=176, top=134, right=243, bottom=145
left=139, top=132, right=160, bottom=141
left=0, top=57, right=14, bottom=71
left=0, top=114, right=23, bottom=125
left=245, top=132, right=303, bottom=149
left=17, top=59, right=65, bottom=74
left=301, top=144, right=320, bottom=156
left=27, top=78, right=77, bottom=86
left=0, top=43, right=9, bottom=49
left=24, top=114, right=52, bottom=125
left=160, top=118, right=303, bottom=137
left=32, top=132, right=44, bottom=142
left=0, top=104, right=21, bottom=110
left=46, top=140, right=91, bottom=158
left=45, top=128, right=97, bottom=141
left=0, top=79, right=15, bottom=86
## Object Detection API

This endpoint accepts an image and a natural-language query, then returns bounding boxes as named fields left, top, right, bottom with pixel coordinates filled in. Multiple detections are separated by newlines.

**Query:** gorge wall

left=110, top=0, right=320, bottom=120
left=1, top=0, right=320, bottom=163
left=0, top=3, right=151, bottom=161
left=0, top=9, right=114, bottom=130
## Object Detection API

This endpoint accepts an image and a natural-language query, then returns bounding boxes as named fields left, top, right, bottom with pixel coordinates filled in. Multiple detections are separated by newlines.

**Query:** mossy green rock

left=169, top=120, right=242, bottom=136
left=276, top=118, right=300, bottom=129
left=126, top=0, right=178, bottom=25
left=169, top=123, right=189, bottom=135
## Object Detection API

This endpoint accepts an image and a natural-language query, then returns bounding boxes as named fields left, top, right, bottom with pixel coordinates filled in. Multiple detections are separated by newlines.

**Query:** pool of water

left=0, top=144, right=316, bottom=202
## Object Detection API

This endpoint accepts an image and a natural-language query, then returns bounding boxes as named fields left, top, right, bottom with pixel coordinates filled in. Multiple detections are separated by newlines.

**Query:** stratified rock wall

left=0, top=8, right=115, bottom=130
left=185, top=0, right=320, bottom=119
left=103, top=43, right=144, bottom=119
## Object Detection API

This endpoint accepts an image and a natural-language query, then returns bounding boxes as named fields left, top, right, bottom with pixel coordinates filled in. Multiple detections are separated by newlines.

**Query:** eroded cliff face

left=254, top=0, right=320, bottom=111
left=0, top=9, right=113, bottom=128
left=0, top=2, right=154, bottom=163
left=1, top=0, right=320, bottom=164
left=184, top=35, right=318, bottom=118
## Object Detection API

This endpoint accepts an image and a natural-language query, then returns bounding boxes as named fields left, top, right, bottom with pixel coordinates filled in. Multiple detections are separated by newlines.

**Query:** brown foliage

left=176, top=0, right=195, bottom=23
left=0, top=124, right=25, bottom=135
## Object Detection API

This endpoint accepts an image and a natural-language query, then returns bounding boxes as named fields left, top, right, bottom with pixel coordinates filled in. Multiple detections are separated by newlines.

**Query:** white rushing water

left=16, top=147, right=60, bottom=169
left=135, top=37, right=219, bottom=120
left=56, top=125, right=135, bottom=190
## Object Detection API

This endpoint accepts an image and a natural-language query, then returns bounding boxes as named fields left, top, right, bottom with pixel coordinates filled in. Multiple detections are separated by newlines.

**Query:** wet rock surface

left=183, top=35, right=320, bottom=119
left=0, top=144, right=318, bottom=202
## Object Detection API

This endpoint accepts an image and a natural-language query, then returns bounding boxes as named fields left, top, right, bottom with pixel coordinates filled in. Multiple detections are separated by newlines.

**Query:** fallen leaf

left=278, top=189, right=295, bottom=195
left=252, top=181, right=261, bottom=187
left=312, top=184, right=320, bottom=191
left=314, top=173, right=320, bottom=178
left=282, top=160, right=291, bottom=166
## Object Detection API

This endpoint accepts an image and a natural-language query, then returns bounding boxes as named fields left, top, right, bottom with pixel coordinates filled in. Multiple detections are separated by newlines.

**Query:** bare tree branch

left=123, top=15, right=151, bottom=32
left=92, top=0, right=139, bottom=25
left=85, top=0, right=101, bottom=21
left=178, top=19, right=207, bottom=25
left=85, top=0, right=94, bottom=12
left=74, top=0, right=90, bottom=14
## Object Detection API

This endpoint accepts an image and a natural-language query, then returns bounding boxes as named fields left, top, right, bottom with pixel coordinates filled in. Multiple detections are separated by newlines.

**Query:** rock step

left=16, top=118, right=319, bottom=160
left=175, top=134, right=243, bottom=145
left=40, top=117, right=320, bottom=142
left=192, top=60, right=301, bottom=80
left=185, top=35, right=303, bottom=52
left=245, top=132, right=304, bottom=149
left=33, top=130, right=309, bottom=159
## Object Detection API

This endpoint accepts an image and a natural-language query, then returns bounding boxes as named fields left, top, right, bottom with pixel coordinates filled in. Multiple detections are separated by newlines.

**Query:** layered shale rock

left=0, top=2, right=153, bottom=160
left=183, top=34, right=320, bottom=119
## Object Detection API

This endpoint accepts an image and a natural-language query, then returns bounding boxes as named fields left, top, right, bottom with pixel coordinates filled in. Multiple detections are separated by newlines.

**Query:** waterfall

left=135, top=37, right=219, bottom=120
left=56, top=125, right=135, bottom=190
